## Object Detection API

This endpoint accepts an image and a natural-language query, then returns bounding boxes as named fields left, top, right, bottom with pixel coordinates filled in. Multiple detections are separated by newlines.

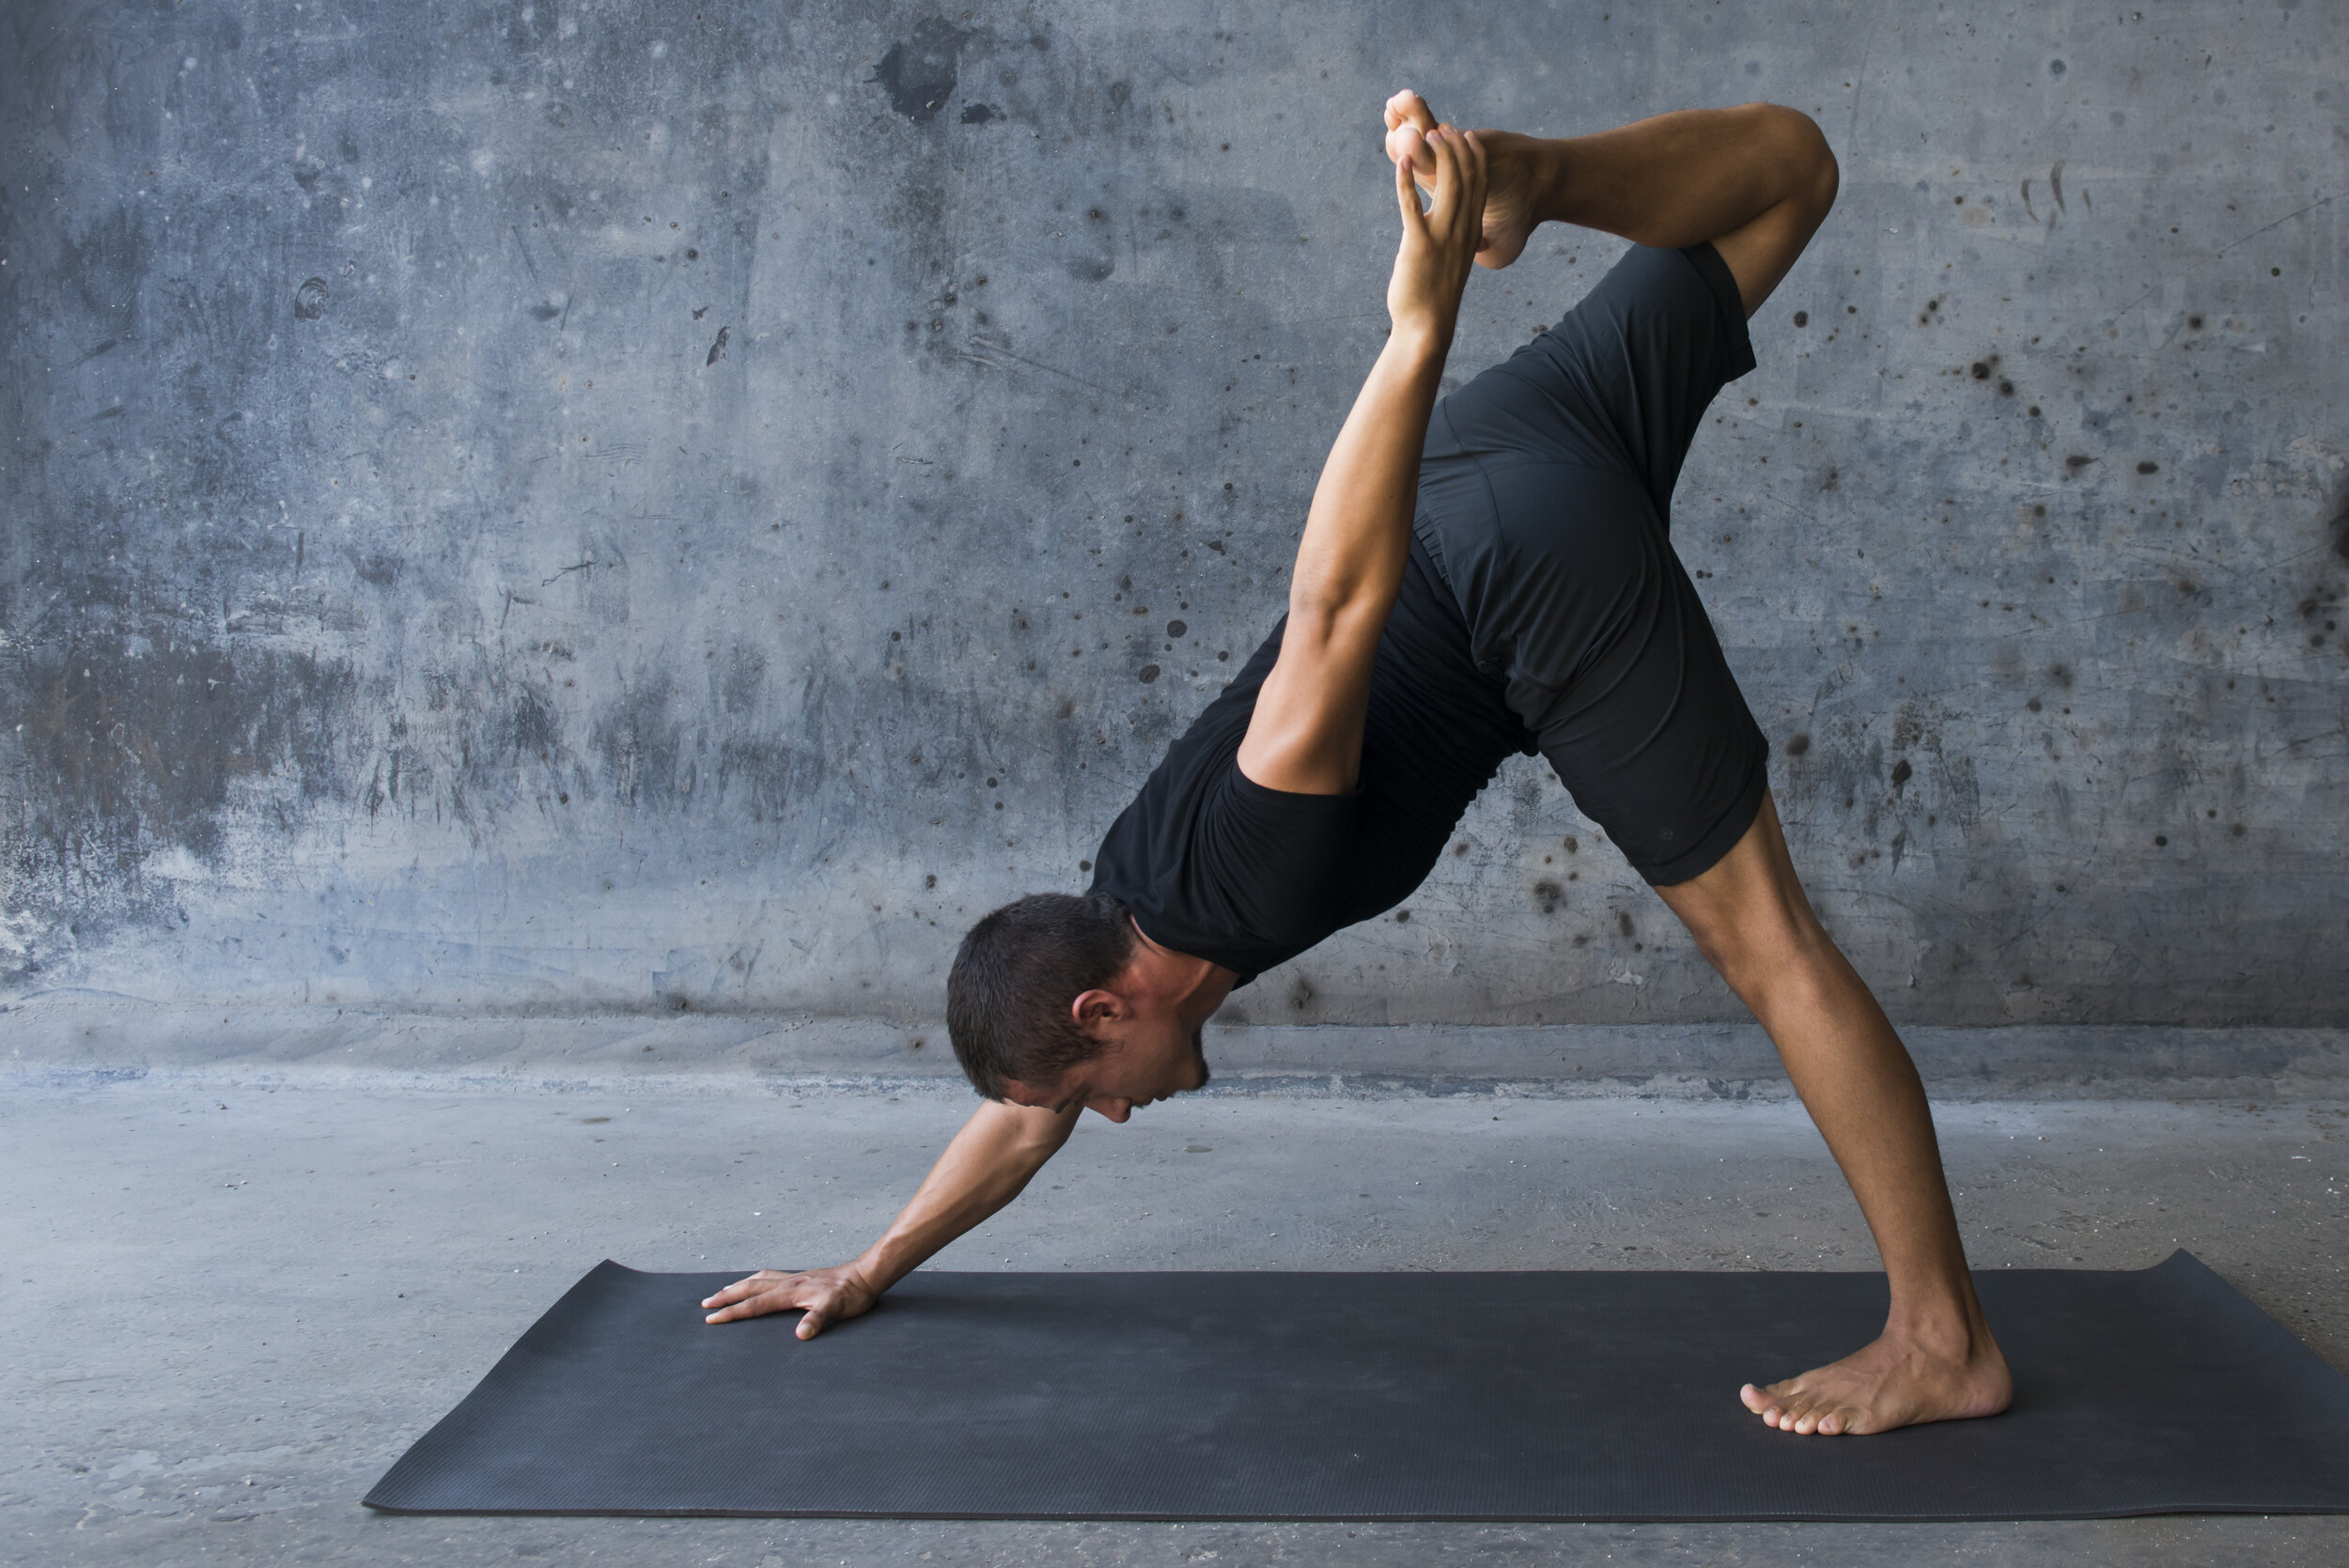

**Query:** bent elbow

left=1283, top=593, right=1378, bottom=653
left=1283, top=594, right=1340, bottom=639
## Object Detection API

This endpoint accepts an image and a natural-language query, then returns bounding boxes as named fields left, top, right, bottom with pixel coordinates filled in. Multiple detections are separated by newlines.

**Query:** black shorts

left=1412, top=241, right=1770, bottom=887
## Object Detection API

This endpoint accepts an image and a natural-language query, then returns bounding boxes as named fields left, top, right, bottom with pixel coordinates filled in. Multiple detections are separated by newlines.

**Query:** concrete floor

left=5, top=1069, right=2346, bottom=1565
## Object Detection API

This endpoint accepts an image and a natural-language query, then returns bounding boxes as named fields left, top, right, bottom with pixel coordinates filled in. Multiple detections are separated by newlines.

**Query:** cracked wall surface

left=1, top=0, right=2343, bottom=1027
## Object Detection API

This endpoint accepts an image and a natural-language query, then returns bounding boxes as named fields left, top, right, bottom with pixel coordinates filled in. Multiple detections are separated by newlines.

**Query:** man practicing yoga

left=705, top=94, right=2015, bottom=1437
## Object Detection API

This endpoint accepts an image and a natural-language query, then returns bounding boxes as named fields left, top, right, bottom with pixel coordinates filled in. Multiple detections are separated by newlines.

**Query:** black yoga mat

left=365, top=1251, right=2349, bottom=1521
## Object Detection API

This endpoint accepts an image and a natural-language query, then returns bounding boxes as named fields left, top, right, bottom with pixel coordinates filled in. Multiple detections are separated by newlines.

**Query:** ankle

left=1518, top=132, right=1577, bottom=226
left=1883, top=1299, right=1993, bottom=1363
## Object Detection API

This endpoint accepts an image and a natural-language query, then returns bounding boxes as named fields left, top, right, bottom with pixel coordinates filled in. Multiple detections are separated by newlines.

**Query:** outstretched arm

left=1386, top=95, right=1839, bottom=316
left=701, top=1096, right=1078, bottom=1337
left=1235, top=122, right=1487, bottom=796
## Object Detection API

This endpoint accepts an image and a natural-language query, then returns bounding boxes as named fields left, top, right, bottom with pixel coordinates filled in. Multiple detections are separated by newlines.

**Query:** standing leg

left=1656, top=792, right=2014, bottom=1436
left=1379, top=92, right=1991, bottom=1432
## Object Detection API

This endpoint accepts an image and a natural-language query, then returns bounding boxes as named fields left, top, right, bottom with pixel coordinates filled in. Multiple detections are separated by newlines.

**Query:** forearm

left=1286, top=325, right=1449, bottom=628
left=848, top=1098, right=1076, bottom=1292
left=1237, top=116, right=1481, bottom=796
left=1236, top=322, right=1448, bottom=793
left=1528, top=103, right=1832, bottom=251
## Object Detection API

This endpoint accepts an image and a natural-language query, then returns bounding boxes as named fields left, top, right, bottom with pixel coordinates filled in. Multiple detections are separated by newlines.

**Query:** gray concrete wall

left=1, top=0, right=2343, bottom=1028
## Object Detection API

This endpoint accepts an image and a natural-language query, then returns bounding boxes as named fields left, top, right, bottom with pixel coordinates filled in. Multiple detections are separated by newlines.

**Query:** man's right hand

left=1384, top=117, right=1486, bottom=344
left=702, top=1264, right=879, bottom=1340
left=696, top=1097, right=1080, bottom=1339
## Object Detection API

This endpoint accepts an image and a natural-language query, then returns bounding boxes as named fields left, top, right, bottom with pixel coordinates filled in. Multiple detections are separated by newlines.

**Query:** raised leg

left=1654, top=792, right=2014, bottom=1436
left=1382, top=91, right=1837, bottom=314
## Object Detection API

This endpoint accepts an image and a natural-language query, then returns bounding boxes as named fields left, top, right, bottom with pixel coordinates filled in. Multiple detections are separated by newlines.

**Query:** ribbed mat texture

left=365, top=1252, right=2349, bottom=1520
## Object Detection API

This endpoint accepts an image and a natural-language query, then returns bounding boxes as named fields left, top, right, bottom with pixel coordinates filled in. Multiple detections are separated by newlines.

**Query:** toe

left=1384, top=90, right=1438, bottom=136
left=1820, top=1405, right=1876, bottom=1436
left=1388, top=126, right=1436, bottom=182
left=1744, top=1380, right=1799, bottom=1426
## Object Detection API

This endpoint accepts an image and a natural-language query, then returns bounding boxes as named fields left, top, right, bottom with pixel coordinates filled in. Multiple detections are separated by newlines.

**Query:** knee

left=1739, top=102, right=1840, bottom=215
left=1695, top=904, right=1843, bottom=1012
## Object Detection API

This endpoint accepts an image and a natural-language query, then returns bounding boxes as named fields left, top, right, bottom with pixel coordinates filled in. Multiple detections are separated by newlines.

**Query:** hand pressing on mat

left=702, top=1097, right=1081, bottom=1338
left=702, top=1265, right=879, bottom=1340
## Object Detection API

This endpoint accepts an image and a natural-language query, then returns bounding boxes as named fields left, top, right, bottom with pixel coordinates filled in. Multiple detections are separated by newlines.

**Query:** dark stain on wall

left=15, top=638, right=354, bottom=860
left=3, top=633, right=362, bottom=983
left=869, top=19, right=972, bottom=124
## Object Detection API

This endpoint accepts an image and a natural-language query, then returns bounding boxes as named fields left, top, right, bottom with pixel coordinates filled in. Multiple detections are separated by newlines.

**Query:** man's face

left=1004, top=1000, right=1211, bottom=1123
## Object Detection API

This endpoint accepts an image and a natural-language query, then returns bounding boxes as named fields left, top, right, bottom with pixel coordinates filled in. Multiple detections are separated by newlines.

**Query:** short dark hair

left=948, top=893, right=1136, bottom=1100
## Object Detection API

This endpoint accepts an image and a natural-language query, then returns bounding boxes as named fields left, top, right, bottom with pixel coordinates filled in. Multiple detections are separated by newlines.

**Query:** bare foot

left=1740, top=1326, right=2014, bottom=1436
left=1382, top=89, right=1545, bottom=270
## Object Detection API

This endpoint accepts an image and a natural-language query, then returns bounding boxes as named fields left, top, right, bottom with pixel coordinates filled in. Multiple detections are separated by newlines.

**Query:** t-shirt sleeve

left=1092, top=753, right=1361, bottom=985
left=1178, top=767, right=1360, bottom=963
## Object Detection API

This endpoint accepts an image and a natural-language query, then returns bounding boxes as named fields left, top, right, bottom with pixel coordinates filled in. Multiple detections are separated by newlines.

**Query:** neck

left=1127, top=919, right=1232, bottom=1013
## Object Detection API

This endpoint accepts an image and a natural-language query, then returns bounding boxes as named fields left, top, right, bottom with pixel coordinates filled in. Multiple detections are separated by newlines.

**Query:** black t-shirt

left=1088, top=543, right=1530, bottom=986
left=1091, top=244, right=1761, bottom=975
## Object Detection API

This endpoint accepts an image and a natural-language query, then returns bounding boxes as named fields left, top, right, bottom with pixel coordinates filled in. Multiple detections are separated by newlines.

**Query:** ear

left=1069, top=987, right=1130, bottom=1030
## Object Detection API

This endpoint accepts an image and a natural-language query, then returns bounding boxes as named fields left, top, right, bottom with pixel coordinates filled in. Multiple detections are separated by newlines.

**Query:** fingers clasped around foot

left=1740, top=1327, right=2014, bottom=1436
left=1382, top=88, right=1543, bottom=271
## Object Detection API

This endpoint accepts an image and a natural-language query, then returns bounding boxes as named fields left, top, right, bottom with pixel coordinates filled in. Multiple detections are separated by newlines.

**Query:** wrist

left=848, top=1245, right=899, bottom=1296
left=1383, top=318, right=1453, bottom=366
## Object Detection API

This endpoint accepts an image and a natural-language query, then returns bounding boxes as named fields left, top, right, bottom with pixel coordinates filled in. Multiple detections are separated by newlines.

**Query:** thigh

left=1429, top=242, right=1755, bottom=527
left=1522, top=521, right=1771, bottom=888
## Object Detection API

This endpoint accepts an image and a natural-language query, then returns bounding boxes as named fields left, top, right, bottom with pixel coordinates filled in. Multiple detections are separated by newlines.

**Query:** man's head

left=947, top=893, right=1215, bottom=1119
